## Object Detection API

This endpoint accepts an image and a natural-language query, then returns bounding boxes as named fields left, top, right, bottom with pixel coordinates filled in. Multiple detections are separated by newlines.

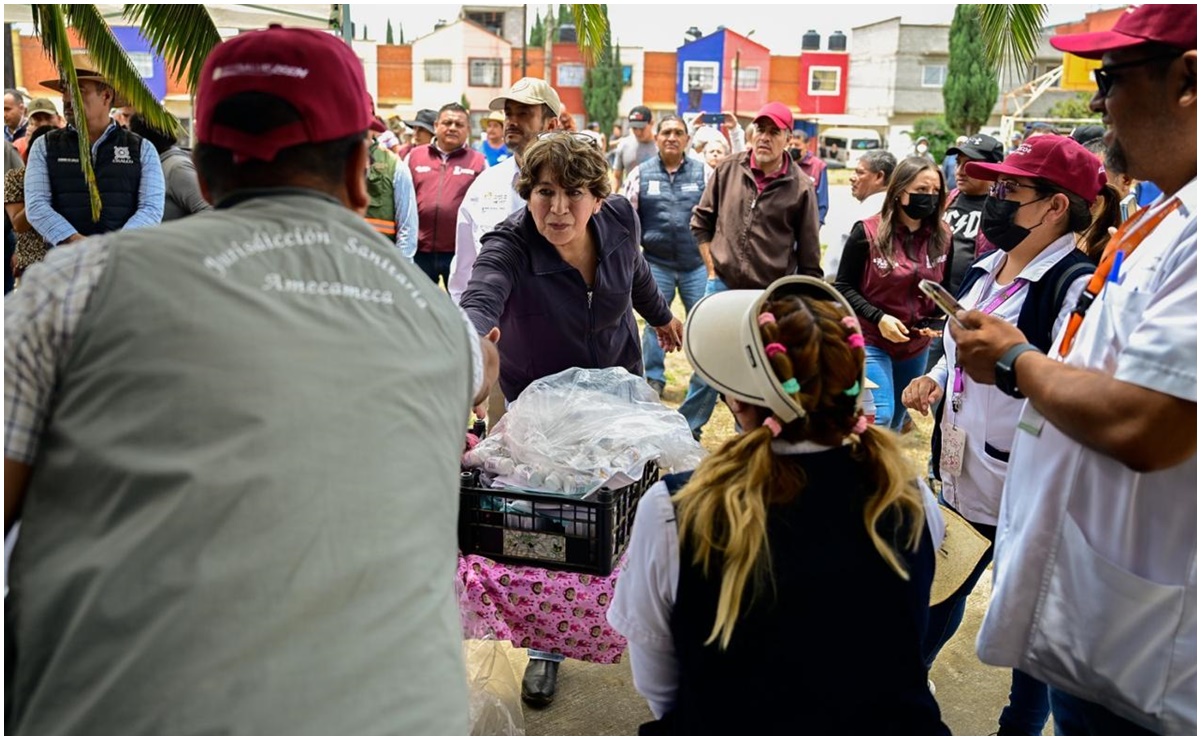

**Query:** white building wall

left=616, top=46, right=645, bottom=119
left=846, top=18, right=900, bottom=119
left=351, top=39, right=379, bottom=108
left=412, top=22, right=467, bottom=111
left=461, top=22, right=512, bottom=110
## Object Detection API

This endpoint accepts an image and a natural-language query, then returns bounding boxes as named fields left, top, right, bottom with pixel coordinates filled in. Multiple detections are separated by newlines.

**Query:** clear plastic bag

left=460, top=579, right=525, bottom=735
left=462, top=367, right=704, bottom=497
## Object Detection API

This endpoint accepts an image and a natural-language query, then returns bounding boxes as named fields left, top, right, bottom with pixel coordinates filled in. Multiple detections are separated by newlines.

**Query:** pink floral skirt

left=457, top=554, right=628, bottom=664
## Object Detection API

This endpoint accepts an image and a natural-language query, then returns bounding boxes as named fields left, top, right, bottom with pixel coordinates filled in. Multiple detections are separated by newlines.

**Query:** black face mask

left=981, top=196, right=1048, bottom=252
left=788, top=147, right=803, bottom=162
left=900, top=192, right=938, bottom=220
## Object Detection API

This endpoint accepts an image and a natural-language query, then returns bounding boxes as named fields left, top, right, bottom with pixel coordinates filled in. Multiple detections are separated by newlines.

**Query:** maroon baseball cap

left=195, top=25, right=375, bottom=162
left=753, top=102, right=793, bottom=133
left=964, top=135, right=1107, bottom=202
left=1050, top=4, right=1196, bottom=60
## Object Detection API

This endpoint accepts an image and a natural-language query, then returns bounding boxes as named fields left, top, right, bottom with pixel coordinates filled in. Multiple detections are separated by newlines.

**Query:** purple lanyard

left=952, top=278, right=1027, bottom=395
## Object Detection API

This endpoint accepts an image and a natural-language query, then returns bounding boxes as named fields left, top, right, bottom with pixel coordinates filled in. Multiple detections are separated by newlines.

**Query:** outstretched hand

left=655, top=317, right=684, bottom=352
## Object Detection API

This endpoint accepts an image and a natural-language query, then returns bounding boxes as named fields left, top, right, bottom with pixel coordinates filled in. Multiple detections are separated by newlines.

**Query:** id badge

left=940, top=423, right=966, bottom=478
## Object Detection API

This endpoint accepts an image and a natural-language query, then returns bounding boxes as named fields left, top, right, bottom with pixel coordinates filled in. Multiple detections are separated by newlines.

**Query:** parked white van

left=818, top=128, right=883, bottom=169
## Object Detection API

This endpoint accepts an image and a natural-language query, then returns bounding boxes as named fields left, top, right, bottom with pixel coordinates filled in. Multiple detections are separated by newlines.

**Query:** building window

left=922, top=64, right=947, bottom=88
left=558, top=62, right=585, bottom=88
left=809, top=66, right=841, bottom=96
left=682, top=61, right=720, bottom=94
left=622, top=65, right=633, bottom=87
left=128, top=51, right=155, bottom=79
left=735, top=66, right=760, bottom=91
left=469, top=58, right=502, bottom=87
left=424, top=59, right=452, bottom=83
left=465, top=10, right=504, bottom=37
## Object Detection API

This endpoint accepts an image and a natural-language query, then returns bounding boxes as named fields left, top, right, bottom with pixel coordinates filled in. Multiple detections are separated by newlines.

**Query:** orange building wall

left=1054, top=6, right=1127, bottom=92
left=377, top=44, right=412, bottom=105
left=643, top=51, right=677, bottom=108
left=21, top=30, right=188, bottom=100
left=510, top=46, right=545, bottom=80
left=549, top=42, right=585, bottom=116
left=768, top=55, right=801, bottom=113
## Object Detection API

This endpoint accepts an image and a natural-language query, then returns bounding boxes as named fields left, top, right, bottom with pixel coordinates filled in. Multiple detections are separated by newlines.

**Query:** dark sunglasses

left=1093, top=52, right=1182, bottom=97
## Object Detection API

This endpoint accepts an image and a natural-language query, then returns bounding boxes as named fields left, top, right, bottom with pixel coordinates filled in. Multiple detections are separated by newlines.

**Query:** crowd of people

left=2, top=3, right=1195, bottom=735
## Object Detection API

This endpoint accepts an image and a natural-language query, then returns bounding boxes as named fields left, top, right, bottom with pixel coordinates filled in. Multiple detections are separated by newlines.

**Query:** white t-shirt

left=977, top=180, right=1197, bottom=735
left=448, top=156, right=523, bottom=303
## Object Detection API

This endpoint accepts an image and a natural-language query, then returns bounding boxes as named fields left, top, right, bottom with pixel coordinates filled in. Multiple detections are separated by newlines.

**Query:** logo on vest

left=112, top=146, right=134, bottom=165
left=415, top=165, right=432, bottom=173
left=452, top=166, right=477, bottom=176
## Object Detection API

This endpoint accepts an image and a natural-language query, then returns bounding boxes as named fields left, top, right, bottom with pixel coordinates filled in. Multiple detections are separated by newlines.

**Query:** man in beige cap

left=447, top=77, right=562, bottom=302
left=12, top=98, right=59, bottom=159
left=24, top=55, right=163, bottom=246
left=476, top=109, right=511, bottom=167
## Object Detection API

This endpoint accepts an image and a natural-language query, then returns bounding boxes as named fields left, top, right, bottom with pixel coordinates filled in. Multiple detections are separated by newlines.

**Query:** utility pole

left=521, top=4, right=528, bottom=77
left=340, top=5, right=353, bottom=45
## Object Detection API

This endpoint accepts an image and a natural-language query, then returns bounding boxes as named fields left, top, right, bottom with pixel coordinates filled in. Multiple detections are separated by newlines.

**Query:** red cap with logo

left=753, top=102, right=793, bottom=133
left=1050, top=4, right=1197, bottom=60
left=964, top=135, right=1107, bottom=202
left=195, top=25, right=376, bottom=162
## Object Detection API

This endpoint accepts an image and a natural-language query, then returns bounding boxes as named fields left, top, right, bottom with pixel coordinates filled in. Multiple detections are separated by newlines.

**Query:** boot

left=521, top=658, right=559, bottom=708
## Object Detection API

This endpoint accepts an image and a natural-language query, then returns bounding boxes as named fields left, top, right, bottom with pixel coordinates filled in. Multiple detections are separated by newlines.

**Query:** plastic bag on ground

left=460, top=575, right=525, bottom=735
left=462, top=367, right=704, bottom=497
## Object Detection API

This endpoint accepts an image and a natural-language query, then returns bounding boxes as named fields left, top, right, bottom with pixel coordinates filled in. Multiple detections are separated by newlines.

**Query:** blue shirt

left=24, top=120, right=164, bottom=245
left=478, top=140, right=511, bottom=168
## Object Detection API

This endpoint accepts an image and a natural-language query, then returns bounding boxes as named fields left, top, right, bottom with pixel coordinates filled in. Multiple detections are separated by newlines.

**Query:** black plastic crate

left=458, top=460, right=659, bottom=576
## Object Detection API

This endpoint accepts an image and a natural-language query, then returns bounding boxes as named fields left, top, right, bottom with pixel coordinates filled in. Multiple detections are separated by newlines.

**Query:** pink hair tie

left=758, top=312, right=776, bottom=327
left=841, top=316, right=860, bottom=331
left=851, top=415, right=869, bottom=435
left=765, top=342, right=788, bottom=358
left=848, top=334, right=866, bottom=349
left=762, top=416, right=783, bottom=437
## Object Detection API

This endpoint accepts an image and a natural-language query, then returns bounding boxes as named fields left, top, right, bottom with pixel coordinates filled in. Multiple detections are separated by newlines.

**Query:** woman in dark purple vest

left=835, top=156, right=953, bottom=431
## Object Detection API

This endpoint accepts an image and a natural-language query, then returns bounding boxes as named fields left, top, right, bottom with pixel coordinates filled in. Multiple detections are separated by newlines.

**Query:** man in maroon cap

left=4, top=25, right=497, bottom=734
left=951, top=5, right=1196, bottom=735
left=679, top=100, right=821, bottom=439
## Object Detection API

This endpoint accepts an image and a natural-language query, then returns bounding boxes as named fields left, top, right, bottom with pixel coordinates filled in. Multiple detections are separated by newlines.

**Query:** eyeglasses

left=1093, top=52, right=1181, bottom=97
left=535, top=131, right=602, bottom=150
left=989, top=179, right=1037, bottom=200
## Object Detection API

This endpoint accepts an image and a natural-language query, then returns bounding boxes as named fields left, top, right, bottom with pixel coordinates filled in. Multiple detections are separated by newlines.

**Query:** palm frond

left=979, top=3, right=1048, bottom=79
left=122, top=4, right=221, bottom=94
left=64, top=4, right=181, bottom=137
left=33, top=4, right=102, bottom=221
left=570, top=4, right=610, bottom=67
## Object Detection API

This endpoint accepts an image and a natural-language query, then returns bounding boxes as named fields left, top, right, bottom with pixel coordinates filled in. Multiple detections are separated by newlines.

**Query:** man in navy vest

left=24, top=56, right=163, bottom=247
left=622, top=115, right=713, bottom=398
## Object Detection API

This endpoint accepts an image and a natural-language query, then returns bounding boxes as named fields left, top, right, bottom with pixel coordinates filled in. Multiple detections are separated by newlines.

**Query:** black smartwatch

left=995, top=342, right=1040, bottom=399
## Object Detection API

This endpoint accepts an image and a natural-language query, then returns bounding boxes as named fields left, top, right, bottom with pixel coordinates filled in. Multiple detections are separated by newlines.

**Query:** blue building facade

left=676, top=32, right=725, bottom=114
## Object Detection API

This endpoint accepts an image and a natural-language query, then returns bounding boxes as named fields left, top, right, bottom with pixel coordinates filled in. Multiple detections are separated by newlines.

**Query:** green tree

left=386, top=19, right=394, bottom=45
left=558, top=5, right=572, bottom=26
left=529, top=10, right=545, bottom=47
left=32, top=4, right=219, bottom=219
left=907, top=117, right=956, bottom=160
left=944, top=5, right=999, bottom=136
left=978, top=4, right=1048, bottom=76
left=1047, top=92, right=1102, bottom=120
left=583, top=9, right=621, bottom=134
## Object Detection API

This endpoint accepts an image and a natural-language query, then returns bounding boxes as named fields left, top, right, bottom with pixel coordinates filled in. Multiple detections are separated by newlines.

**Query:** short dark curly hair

left=515, top=133, right=611, bottom=201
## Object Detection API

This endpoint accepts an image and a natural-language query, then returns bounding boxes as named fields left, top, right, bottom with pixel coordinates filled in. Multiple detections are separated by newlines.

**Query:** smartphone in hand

left=918, top=279, right=967, bottom=329
left=698, top=113, right=726, bottom=125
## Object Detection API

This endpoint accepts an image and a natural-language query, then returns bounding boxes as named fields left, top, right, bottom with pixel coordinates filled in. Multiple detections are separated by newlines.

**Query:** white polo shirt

left=927, top=234, right=1088, bottom=526
left=977, top=180, right=1197, bottom=735
left=447, top=156, right=523, bottom=303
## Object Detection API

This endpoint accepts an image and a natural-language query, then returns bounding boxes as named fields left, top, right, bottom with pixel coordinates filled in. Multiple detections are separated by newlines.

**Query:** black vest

left=644, top=451, right=947, bottom=736
left=45, top=127, right=143, bottom=237
left=636, top=156, right=706, bottom=271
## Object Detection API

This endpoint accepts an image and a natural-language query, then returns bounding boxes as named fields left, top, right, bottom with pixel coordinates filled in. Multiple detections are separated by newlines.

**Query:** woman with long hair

left=835, top=156, right=953, bottom=431
left=609, top=276, right=948, bottom=735
left=901, top=134, right=1118, bottom=735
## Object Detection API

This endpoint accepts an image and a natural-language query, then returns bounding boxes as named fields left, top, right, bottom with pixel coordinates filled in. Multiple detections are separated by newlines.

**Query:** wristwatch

left=995, top=342, right=1040, bottom=399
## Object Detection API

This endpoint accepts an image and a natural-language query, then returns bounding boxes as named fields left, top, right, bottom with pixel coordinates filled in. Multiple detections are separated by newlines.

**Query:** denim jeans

left=642, top=262, right=709, bottom=385
left=1049, top=688, right=1155, bottom=736
left=414, top=251, right=454, bottom=288
left=923, top=510, right=1050, bottom=735
left=528, top=649, right=565, bottom=663
left=864, top=345, right=930, bottom=431
left=677, top=276, right=728, bottom=438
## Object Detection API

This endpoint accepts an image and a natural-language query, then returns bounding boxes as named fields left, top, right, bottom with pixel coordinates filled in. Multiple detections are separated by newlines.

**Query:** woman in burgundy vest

left=835, top=156, right=952, bottom=431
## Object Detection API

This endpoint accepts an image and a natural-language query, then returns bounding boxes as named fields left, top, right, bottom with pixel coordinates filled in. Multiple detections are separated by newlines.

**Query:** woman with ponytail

left=900, top=134, right=1116, bottom=735
left=609, top=276, right=949, bottom=735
